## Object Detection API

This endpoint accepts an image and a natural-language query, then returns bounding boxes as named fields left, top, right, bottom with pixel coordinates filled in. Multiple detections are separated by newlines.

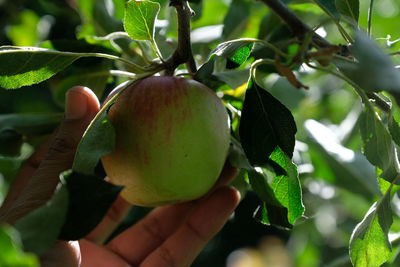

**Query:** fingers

left=39, top=241, right=81, bottom=267
left=107, top=186, right=240, bottom=266
left=1, top=87, right=100, bottom=223
left=79, top=239, right=129, bottom=267
left=140, top=186, right=240, bottom=267
left=106, top=201, right=195, bottom=265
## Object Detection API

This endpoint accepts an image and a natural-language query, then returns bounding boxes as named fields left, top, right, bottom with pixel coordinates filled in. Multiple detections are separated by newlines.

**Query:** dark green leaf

left=389, top=107, right=400, bottom=147
left=350, top=186, right=393, bottom=266
left=15, top=185, right=69, bottom=255
left=359, top=107, right=398, bottom=182
left=0, top=130, right=23, bottom=157
left=73, top=109, right=116, bottom=175
left=59, top=171, right=123, bottom=240
left=0, top=113, right=63, bottom=135
left=269, top=147, right=304, bottom=225
left=335, top=31, right=400, bottom=93
left=229, top=136, right=252, bottom=171
left=0, top=47, right=80, bottom=89
left=222, top=0, right=251, bottom=39
left=335, top=0, right=359, bottom=23
left=193, top=56, right=225, bottom=90
left=239, top=78, right=297, bottom=166
left=124, top=0, right=160, bottom=41
left=314, top=0, right=340, bottom=18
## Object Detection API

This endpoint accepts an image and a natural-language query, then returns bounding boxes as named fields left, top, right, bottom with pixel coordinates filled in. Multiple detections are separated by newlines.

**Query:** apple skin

left=101, top=76, right=230, bottom=206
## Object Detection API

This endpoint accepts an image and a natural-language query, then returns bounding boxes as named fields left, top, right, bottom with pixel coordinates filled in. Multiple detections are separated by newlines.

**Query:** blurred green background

left=1, top=0, right=400, bottom=266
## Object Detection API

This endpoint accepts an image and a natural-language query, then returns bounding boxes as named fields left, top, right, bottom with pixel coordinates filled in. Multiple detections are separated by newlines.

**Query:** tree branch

left=164, top=0, right=197, bottom=75
left=258, top=0, right=332, bottom=48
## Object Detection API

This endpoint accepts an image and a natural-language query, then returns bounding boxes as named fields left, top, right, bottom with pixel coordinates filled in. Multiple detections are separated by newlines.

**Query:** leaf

left=222, top=0, right=252, bottom=39
left=314, top=0, right=340, bottom=18
left=73, top=106, right=116, bottom=175
left=0, top=46, right=81, bottom=89
left=0, top=130, right=23, bottom=157
left=14, top=185, right=69, bottom=255
left=239, top=78, right=297, bottom=166
left=212, top=39, right=254, bottom=69
left=388, top=106, right=400, bottom=147
left=350, top=186, right=393, bottom=266
left=58, top=171, right=123, bottom=240
left=193, top=56, right=225, bottom=90
left=0, top=225, right=39, bottom=267
left=248, top=170, right=292, bottom=229
left=359, top=106, right=399, bottom=182
left=335, top=0, right=359, bottom=23
left=124, top=0, right=160, bottom=41
left=0, top=113, right=63, bottom=135
left=269, top=147, right=305, bottom=225
left=305, top=119, right=381, bottom=199
left=334, top=31, right=400, bottom=93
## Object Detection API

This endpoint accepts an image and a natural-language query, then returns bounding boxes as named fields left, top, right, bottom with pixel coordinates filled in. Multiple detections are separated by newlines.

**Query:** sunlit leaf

left=0, top=225, right=39, bottom=267
left=0, top=47, right=80, bottom=89
left=124, top=0, right=160, bottom=41
left=350, top=186, right=393, bottom=266
left=248, top=170, right=292, bottom=228
left=269, top=147, right=304, bottom=225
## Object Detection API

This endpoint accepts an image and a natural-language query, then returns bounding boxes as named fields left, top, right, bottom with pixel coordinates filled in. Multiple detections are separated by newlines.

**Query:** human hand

left=0, top=86, right=240, bottom=267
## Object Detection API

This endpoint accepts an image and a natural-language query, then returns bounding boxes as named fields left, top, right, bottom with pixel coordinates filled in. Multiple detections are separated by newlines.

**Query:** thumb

left=4, top=86, right=100, bottom=223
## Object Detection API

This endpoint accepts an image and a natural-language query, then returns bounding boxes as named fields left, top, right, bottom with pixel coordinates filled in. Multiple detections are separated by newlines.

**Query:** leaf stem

left=367, top=0, right=375, bottom=37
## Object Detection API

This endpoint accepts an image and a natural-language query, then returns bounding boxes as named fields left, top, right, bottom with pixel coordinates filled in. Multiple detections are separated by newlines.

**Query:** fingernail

left=65, top=87, right=88, bottom=120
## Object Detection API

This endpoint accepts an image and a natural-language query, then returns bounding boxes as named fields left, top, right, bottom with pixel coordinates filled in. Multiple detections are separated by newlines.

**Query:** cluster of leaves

left=1, top=0, right=400, bottom=266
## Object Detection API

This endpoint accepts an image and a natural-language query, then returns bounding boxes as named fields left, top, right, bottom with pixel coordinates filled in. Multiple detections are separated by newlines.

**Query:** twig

left=258, top=0, right=332, bottom=48
left=164, top=0, right=197, bottom=75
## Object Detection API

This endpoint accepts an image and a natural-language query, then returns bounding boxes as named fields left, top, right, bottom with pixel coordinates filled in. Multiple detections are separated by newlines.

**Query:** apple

left=101, top=76, right=230, bottom=206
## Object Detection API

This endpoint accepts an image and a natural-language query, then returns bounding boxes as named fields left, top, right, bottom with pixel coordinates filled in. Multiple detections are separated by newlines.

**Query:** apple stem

left=164, top=0, right=197, bottom=75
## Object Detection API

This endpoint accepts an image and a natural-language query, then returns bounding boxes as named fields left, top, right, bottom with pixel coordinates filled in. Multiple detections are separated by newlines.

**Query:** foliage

left=1, top=0, right=400, bottom=266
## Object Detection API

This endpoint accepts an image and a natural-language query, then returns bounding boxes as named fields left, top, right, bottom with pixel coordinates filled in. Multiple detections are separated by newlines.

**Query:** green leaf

left=73, top=108, right=116, bottom=175
left=212, top=39, right=254, bottom=69
left=248, top=170, right=292, bottom=228
left=335, top=0, right=359, bottom=23
left=0, top=225, right=39, bottom=267
left=359, top=107, right=398, bottom=182
left=58, top=171, right=123, bottom=240
left=0, top=47, right=80, bottom=89
left=334, top=31, right=400, bottom=93
left=124, top=0, right=160, bottom=41
left=14, top=185, right=69, bottom=255
left=350, top=186, right=393, bottom=266
left=239, top=78, right=297, bottom=166
left=269, top=147, right=305, bottom=225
